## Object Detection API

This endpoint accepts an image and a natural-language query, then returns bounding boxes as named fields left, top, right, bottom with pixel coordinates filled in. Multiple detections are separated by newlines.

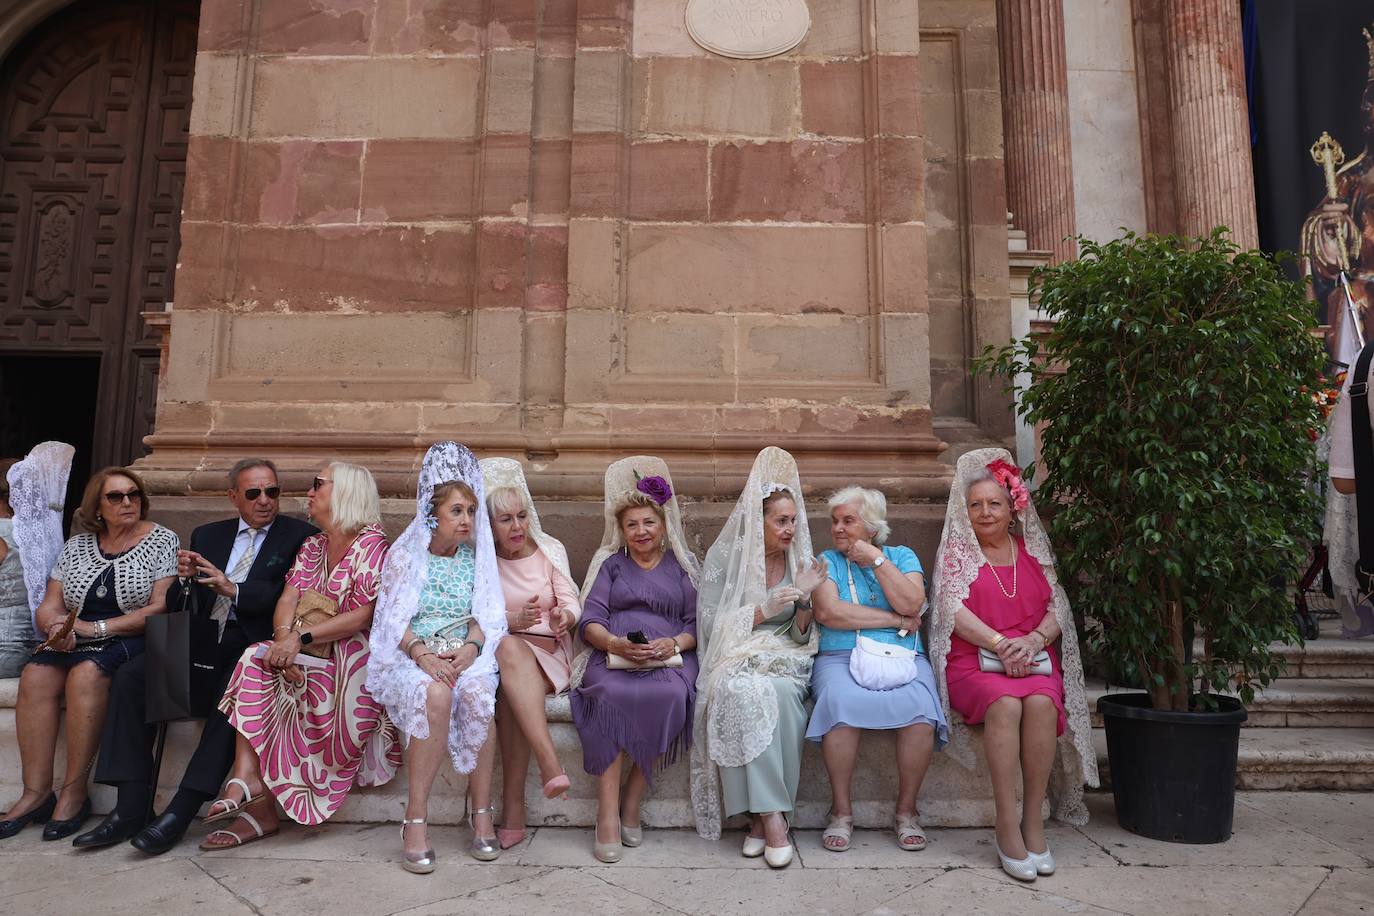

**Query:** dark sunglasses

left=243, top=486, right=281, bottom=501
left=311, top=477, right=332, bottom=491
left=104, top=489, right=142, bottom=505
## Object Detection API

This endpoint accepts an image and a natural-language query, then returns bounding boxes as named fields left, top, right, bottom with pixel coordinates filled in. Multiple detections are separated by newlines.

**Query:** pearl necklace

left=988, top=538, right=1017, bottom=599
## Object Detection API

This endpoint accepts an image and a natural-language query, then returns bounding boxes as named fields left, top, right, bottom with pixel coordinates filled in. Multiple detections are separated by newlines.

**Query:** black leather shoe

left=0, top=793, right=56, bottom=839
left=72, top=809, right=147, bottom=848
left=130, top=811, right=192, bottom=856
left=41, top=798, right=92, bottom=841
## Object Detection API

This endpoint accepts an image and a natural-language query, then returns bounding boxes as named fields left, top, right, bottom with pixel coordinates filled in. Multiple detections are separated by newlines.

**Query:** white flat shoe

left=997, top=843, right=1038, bottom=882
left=764, top=842, right=794, bottom=868
left=1027, top=845, right=1056, bottom=875
left=741, top=834, right=766, bottom=858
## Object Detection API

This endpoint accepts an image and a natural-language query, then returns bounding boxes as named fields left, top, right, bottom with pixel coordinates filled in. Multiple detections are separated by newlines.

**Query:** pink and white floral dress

left=219, top=524, right=402, bottom=824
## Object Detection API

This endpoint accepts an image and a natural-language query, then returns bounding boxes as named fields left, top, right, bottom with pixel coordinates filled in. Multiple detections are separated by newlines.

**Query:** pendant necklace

left=95, top=565, right=114, bottom=599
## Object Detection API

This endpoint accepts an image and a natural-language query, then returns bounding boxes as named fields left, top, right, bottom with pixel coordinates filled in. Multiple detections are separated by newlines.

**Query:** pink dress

left=946, top=538, right=1066, bottom=735
left=219, top=525, right=402, bottom=824
left=496, top=549, right=580, bottom=694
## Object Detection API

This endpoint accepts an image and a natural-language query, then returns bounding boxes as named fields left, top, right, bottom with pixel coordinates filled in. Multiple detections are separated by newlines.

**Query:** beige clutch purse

left=607, top=653, right=683, bottom=670
left=292, top=588, right=340, bottom=658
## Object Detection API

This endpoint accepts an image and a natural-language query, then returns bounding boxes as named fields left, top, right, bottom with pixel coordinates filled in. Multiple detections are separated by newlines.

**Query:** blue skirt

left=29, top=636, right=144, bottom=677
left=805, top=650, right=948, bottom=747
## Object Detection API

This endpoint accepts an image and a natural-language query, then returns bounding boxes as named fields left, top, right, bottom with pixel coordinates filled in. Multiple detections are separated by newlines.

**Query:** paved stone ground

left=1, top=793, right=1371, bottom=915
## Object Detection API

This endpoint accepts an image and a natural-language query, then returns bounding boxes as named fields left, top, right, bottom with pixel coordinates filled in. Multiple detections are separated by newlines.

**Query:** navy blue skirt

left=30, top=636, right=145, bottom=676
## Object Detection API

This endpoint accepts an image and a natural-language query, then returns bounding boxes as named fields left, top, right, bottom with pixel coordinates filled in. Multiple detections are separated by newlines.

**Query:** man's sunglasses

left=243, top=486, right=281, bottom=501
left=103, top=489, right=142, bottom=505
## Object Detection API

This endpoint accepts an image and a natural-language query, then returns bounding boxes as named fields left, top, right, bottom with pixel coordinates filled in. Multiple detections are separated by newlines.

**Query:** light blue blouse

left=817, top=545, right=925, bottom=654
left=409, top=544, right=476, bottom=640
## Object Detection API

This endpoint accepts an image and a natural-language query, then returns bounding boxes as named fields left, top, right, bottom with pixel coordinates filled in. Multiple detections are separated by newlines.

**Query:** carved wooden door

left=0, top=0, right=197, bottom=468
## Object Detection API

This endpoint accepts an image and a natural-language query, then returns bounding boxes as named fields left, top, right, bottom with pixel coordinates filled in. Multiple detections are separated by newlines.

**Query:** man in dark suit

left=71, top=458, right=314, bottom=852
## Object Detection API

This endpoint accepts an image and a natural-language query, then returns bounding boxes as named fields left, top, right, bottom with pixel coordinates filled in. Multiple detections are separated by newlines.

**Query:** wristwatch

left=299, top=631, right=314, bottom=647
left=872, top=555, right=886, bottom=569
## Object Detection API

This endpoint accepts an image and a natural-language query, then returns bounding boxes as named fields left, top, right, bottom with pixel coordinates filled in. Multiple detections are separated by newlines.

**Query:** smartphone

left=627, top=631, right=648, bottom=645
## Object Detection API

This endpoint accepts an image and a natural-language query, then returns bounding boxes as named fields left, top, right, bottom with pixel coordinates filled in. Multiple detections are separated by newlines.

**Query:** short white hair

left=827, top=485, right=890, bottom=545
left=327, top=461, right=381, bottom=535
left=485, top=484, right=527, bottom=517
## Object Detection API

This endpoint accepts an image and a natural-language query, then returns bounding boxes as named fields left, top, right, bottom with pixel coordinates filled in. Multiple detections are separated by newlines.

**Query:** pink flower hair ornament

left=986, top=458, right=1030, bottom=513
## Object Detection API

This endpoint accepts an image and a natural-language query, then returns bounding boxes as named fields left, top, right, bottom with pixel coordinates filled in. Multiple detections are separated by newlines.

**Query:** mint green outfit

left=719, top=570, right=811, bottom=818
left=409, top=544, right=475, bottom=641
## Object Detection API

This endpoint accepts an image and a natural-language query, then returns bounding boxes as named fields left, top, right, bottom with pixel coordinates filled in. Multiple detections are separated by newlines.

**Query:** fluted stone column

left=997, top=0, right=1078, bottom=264
left=1163, top=0, right=1258, bottom=247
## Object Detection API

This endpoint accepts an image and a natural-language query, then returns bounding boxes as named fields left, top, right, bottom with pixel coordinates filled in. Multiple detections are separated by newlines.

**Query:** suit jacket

left=167, top=514, right=317, bottom=645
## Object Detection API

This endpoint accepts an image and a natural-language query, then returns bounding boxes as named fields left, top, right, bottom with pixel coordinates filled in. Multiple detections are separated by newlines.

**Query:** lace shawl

left=690, top=446, right=819, bottom=839
left=570, top=456, right=700, bottom=688
left=53, top=526, right=179, bottom=613
left=928, top=447, right=1099, bottom=825
left=6, top=441, right=74, bottom=623
left=365, top=442, right=508, bottom=773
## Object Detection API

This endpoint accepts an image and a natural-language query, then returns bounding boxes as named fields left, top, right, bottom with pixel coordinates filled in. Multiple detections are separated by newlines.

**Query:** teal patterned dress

left=410, top=543, right=476, bottom=640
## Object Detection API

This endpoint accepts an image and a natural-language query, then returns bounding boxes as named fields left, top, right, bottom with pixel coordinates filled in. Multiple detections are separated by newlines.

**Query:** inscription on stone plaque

left=685, top=0, right=811, bottom=60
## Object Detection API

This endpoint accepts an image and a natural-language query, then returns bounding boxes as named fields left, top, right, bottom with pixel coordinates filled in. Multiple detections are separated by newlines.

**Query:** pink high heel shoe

left=543, top=773, right=571, bottom=800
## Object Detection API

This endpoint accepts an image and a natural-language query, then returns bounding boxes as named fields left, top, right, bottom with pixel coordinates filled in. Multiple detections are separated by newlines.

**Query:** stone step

left=1093, top=726, right=1374, bottom=790
left=1269, top=637, right=1374, bottom=679
left=1087, top=678, right=1374, bottom=728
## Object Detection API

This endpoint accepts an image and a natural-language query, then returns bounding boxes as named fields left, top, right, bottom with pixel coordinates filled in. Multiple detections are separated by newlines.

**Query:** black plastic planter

left=1097, top=692, right=1247, bottom=843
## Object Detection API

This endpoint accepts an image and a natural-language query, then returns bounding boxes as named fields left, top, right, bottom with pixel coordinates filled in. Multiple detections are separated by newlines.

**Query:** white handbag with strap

left=843, top=558, right=918, bottom=691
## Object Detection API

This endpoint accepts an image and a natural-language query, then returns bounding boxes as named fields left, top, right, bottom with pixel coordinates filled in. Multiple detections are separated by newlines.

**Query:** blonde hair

left=327, top=462, right=382, bottom=535
left=485, top=485, right=527, bottom=518
left=614, top=490, right=666, bottom=526
left=827, top=485, right=890, bottom=545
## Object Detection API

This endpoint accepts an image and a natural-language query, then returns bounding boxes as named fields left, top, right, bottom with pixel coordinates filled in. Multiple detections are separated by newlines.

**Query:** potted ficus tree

left=977, top=230, right=1325, bottom=843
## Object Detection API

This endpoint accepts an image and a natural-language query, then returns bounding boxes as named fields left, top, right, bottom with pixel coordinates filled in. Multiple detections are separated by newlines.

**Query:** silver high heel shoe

left=619, top=822, right=643, bottom=847
left=1027, top=843, right=1056, bottom=875
left=469, top=806, right=500, bottom=862
left=997, top=842, right=1038, bottom=882
left=400, top=817, right=435, bottom=874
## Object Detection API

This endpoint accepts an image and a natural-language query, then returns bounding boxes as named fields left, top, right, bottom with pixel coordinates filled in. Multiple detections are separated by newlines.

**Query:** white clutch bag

left=978, top=647, right=1052, bottom=676
left=607, top=652, right=683, bottom=670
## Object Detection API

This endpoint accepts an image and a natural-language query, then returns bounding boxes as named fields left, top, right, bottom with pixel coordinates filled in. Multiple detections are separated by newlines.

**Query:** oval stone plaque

left=685, top=0, right=811, bottom=60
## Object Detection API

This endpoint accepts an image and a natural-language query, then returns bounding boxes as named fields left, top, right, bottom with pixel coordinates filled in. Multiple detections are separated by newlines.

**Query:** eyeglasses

left=104, top=489, right=142, bottom=505
left=243, top=486, right=281, bottom=501
left=310, top=477, right=332, bottom=491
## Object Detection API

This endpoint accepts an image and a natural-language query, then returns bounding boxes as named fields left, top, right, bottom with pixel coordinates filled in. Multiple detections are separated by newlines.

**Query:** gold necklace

left=988, top=537, right=1017, bottom=599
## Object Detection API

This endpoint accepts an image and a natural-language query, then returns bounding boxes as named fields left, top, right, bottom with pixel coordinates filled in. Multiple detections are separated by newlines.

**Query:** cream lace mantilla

left=366, top=442, right=508, bottom=774
left=690, top=447, right=818, bottom=840
left=929, top=448, right=1099, bottom=825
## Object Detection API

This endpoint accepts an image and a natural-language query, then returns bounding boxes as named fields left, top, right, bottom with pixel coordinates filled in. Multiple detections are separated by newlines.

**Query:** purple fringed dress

left=571, top=550, right=698, bottom=782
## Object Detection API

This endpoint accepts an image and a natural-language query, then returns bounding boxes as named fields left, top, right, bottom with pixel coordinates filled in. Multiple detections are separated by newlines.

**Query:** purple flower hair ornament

left=633, top=470, right=673, bottom=506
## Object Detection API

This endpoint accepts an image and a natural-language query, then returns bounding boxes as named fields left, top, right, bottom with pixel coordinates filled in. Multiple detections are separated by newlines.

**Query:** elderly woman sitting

left=929, top=451, right=1097, bottom=881
left=0, top=466, right=178, bottom=841
left=808, top=485, right=947, bottom=854
left=479, top=457, right=576, bottom=850
left=690, top=447, right=825, bottom=868
left=571, top=457, right=699, bottom=864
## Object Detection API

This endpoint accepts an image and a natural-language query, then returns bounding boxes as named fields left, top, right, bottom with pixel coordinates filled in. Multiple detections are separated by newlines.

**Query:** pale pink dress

left=219, top=525, right=402, bottom=824
left=496, top=549, right=580, bottom=694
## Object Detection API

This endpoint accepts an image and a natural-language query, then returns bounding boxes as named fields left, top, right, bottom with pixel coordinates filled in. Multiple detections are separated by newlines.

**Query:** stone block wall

left=142, top=0, right=1014, bottom=505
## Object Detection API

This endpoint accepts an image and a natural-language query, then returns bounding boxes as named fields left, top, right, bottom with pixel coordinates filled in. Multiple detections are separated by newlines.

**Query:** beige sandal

left=822, top=813, right=853, bottom=852
left=199, top=810, right=278, bottom=850
left=202, top=777, right=261, bottom=825
left=895, top=815, right=927, bottom=851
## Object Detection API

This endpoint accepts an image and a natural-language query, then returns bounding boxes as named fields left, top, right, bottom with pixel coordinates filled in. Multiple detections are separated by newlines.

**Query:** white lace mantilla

left=53, top=525, right=179, bottom=613
left=6, top=442, right=74, bottom=623
left=689, top=446, right=819, bottom=840
left=365, top=442, right=508, bottom=774
left=928, top=448, right=1099, bottom=825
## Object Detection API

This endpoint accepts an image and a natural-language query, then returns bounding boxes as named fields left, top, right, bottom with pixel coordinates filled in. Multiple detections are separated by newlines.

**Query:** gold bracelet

left=991, top=633, right=1006, bottom=649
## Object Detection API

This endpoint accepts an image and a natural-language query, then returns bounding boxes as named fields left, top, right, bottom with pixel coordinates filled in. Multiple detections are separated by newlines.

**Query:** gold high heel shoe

left=400, top=817, right=435, bottom=874
left=469, top=806, right=500, bottom=862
